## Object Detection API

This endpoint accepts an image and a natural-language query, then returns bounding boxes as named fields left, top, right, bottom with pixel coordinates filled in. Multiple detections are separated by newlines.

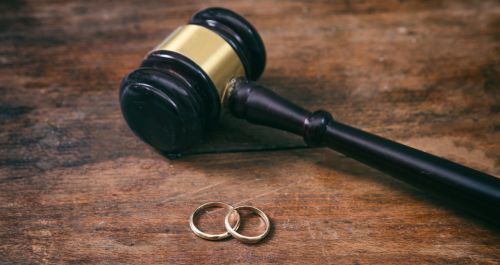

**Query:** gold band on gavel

left=153, top=25, right=245, bottom=96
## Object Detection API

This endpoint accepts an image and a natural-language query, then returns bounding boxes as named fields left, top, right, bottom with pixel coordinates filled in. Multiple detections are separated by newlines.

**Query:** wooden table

left=1, top=1, right=499, bottom=264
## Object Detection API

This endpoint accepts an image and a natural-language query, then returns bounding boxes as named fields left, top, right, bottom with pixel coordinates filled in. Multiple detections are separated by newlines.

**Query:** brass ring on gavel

left=224, top=206, right=271, bottom=244
left=189, top=202, right=241, bottom=241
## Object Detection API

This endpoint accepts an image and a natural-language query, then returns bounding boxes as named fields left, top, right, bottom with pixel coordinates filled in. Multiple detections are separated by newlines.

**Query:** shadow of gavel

left=119, top=8, right=499, bottom=224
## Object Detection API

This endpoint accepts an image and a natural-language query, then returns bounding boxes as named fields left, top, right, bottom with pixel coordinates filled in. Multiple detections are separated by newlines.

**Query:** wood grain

left=0, top=0, right=499, bottom=264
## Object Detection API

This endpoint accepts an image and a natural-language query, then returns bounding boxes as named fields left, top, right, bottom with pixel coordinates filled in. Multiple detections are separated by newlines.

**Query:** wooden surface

left=1, top=0, right=499, bottom=264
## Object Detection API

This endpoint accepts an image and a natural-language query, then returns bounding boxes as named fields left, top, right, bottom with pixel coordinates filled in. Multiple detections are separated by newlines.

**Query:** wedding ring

left=189, top=202, right=241, bottom=241
left=224, top=206, right=271, bottom=243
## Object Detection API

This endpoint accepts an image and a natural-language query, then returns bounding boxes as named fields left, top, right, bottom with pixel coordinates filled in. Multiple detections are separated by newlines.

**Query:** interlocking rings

left=189, top=202, right=271, bottom=244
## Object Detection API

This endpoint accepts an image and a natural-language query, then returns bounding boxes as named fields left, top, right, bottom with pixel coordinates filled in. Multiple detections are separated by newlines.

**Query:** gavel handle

left=228, top=79, right=500, bottom=224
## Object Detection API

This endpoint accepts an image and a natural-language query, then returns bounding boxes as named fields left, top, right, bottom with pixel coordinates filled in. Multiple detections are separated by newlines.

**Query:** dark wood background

left=1, top=0, right=499, bottom=264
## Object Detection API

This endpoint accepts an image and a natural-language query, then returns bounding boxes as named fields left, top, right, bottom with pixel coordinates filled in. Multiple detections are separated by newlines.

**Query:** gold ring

left=189, top=202, right=241, bottom=241
left=224, top=206, right=271, bottom=244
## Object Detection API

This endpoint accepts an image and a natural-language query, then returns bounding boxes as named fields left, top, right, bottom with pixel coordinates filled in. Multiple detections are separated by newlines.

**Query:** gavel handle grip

left=228, top=79, right=500, bottom=224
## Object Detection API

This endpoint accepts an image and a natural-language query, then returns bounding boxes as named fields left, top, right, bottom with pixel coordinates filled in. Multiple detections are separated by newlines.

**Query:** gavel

left=119, top=8, right=500, bottom=224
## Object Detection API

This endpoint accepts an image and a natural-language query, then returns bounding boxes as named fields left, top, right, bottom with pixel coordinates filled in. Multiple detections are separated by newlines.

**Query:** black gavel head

left=119, top=8, right=266, bottom=154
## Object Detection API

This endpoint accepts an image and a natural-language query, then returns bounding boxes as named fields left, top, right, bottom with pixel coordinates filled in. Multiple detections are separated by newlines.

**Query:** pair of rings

left=189, top=202, right=271, bottom=244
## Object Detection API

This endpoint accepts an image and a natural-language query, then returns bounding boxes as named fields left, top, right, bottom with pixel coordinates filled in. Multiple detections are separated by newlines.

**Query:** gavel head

left=119, top=8, right=266, bottom=154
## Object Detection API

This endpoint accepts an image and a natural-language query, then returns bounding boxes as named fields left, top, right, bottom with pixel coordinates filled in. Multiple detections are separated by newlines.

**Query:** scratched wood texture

left=1, top=0, right=499, bottom=264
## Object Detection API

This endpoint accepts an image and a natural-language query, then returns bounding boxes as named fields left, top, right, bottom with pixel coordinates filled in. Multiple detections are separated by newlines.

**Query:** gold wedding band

left=224, top=206, right=271, bottom=244
left=189, top=202, right=241, bottom=241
